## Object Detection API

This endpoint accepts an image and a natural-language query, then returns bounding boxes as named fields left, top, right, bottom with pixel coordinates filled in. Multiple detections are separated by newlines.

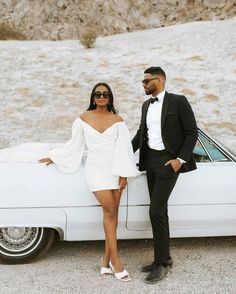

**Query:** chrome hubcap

left=0, top=227, right=39, bottom=252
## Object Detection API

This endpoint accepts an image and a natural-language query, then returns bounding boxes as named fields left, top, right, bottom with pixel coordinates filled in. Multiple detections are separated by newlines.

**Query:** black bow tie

left=150, top=97, right=159, bottom=104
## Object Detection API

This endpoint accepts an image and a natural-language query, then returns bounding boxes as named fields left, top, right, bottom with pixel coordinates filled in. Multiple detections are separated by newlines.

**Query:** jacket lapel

left=141, top=99, right=151, bottom=134
left=161, top=91, right=169, bottom=130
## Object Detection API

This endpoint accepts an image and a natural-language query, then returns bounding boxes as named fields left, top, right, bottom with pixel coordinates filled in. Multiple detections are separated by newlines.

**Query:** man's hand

left=118, top=177, right=127, bottom=192
left=38, top=157, right=54, bottom=166
left=165, top=159, right=182, bottom=173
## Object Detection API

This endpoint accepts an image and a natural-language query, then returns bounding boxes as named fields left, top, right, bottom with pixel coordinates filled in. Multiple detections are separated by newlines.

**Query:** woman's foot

left=114, top=269, right=131, bottom=282
left=100, top=266, right=113, bottom=277
left=109, top=261, right=131, bottom=282
left=100, top=256, right=113, bottom=277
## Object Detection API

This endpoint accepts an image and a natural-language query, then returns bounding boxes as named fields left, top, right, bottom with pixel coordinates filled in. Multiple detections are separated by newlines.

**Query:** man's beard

left=145, top=89, right=152, bottom=95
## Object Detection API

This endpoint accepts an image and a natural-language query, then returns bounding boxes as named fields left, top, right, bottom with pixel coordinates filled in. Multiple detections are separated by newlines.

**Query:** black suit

left=132, top=91, right=198, bottom=265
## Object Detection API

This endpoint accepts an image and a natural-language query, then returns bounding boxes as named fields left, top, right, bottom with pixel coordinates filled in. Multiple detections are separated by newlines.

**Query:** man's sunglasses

left=142, top=77, right=159, bottom=85
left=94, top=92, right=109, bottom=99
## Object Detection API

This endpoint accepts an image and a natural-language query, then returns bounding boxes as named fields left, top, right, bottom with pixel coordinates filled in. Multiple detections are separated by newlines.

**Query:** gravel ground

left=0, top=237, right=235, bottom=294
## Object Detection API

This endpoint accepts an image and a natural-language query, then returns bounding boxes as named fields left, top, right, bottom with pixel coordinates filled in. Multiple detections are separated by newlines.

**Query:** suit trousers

left=146, top=148, right=179, bottom=265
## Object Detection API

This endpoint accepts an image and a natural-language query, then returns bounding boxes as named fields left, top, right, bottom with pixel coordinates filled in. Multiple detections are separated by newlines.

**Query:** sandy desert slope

left=0, top=17, right=235, bottom=152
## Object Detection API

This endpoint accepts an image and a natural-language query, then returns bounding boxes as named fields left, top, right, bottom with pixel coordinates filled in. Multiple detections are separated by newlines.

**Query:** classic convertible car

left=0, top=128, right=235, bottom=263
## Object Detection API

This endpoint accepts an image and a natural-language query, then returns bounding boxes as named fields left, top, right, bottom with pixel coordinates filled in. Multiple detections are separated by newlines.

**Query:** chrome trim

left=127, top=203, right=236, bottom=207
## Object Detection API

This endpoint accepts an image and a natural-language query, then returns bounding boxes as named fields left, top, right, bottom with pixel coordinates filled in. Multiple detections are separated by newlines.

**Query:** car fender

left=0, top=208, right=67, bottom=240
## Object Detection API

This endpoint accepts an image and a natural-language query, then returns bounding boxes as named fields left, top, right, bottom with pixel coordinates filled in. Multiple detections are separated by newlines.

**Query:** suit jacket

left=132, top=91, right=198, bottom=173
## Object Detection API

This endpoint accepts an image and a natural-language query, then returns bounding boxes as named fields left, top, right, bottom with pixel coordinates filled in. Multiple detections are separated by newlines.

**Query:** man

left=132, top=66, right=198, bottom=284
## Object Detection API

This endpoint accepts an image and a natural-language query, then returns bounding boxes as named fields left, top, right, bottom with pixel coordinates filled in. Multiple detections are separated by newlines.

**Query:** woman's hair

left=87, top=82, right=117, bottom=114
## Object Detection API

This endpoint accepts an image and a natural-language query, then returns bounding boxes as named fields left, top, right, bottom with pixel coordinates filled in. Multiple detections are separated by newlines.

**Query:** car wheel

left=0, top=227, right=55, bottom=264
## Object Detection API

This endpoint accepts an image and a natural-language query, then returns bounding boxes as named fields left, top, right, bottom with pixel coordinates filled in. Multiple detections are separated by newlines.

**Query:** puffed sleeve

left=111, top=123, right=141, bottom=178
left=48, top=118, right=85, bottom=173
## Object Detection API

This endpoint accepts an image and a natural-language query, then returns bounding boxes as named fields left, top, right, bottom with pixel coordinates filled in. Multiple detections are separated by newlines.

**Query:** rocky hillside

left=0, top=0, right=235, bottom=40
left=0, top=18, right=235, bottom=151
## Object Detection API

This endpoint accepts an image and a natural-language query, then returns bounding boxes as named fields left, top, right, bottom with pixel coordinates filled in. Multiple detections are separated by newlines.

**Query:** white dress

left=48, top=118, right=140, bottom=192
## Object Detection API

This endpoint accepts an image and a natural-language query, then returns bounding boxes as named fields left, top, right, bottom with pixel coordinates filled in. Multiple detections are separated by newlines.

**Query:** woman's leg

left=112, top=188, right=122, bottom=231
left=101, top=189, right=122, bottom=270
left=93, top=189, right=125, bottom=273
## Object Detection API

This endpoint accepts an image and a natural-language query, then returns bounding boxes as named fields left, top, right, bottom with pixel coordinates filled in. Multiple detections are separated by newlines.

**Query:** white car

left=0, top=128, right=235, bottom=263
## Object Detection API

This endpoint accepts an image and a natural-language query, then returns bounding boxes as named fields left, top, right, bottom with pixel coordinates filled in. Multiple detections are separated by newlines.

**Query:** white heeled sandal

left=100, top=257, right=113, bottom=277
left=109, top=262, right=132, bottom=282
left=114, top=269, right=131, bottom=282
left=100, top=266, right=113, bottom=277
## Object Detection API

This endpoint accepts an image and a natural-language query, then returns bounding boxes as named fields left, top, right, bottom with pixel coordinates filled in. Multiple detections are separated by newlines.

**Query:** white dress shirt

left=146, top=90, right=165, bottom=150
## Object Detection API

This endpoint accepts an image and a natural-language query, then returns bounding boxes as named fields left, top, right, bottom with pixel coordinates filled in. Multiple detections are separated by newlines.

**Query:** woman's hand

left=118, top=177, right=127, bottom=192
left=38, top=157, right=54, bottom=165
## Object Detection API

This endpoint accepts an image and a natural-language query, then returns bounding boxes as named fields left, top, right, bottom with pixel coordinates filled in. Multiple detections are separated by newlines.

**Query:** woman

left=39, top=82, right=140, bottom=282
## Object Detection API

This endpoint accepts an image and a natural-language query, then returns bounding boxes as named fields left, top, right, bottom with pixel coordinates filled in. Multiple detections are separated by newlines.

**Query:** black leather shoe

left=167, top=257, right=173, bottom=268
left=144, top=265, right=168, bottom=284
left=141, top=257, right=173, bottom=273
left=141, top=262, right=156, bottom=273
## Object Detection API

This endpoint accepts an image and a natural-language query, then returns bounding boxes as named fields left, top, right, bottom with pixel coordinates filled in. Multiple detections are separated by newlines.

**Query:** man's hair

left=144, top=67, right=166, bottom=80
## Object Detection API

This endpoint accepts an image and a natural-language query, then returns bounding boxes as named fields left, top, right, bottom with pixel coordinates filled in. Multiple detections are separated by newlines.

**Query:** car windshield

left=199, top=133, right=232, bottom=162
left=193, top=139, right=210, bottom=162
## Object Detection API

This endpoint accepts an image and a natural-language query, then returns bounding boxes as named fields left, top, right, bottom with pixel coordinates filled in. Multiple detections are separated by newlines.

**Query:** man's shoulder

left=166, top=92, right=186, bottom=100
left=166, top=92, right=189, bottom=106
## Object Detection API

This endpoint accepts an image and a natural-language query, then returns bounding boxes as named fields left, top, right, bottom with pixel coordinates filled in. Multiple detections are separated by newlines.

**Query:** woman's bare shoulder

left=113, top=114, right=123, bottom=123
left=79, top=111, right=91, bottom=121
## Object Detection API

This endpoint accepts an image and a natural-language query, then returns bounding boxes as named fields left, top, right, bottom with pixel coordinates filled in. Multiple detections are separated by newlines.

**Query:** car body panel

left=0, top=163, right=127, bottom=208
left=0, top=129, right=235, bottom=241
left=0, top=208, right=66, bottom=239
left=126, top=162, right=236, bottom=235
left=128, top=163, right=236, bottom=206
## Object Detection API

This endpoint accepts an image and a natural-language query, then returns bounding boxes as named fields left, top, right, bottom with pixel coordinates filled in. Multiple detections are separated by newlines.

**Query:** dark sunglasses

left=142, top=77, right=159, bottom=85
left=94, top=91, right=109, bottom=99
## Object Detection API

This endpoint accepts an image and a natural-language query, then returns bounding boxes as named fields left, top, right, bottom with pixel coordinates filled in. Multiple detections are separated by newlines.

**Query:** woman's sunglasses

left=94, top=92, right=109, bottom=99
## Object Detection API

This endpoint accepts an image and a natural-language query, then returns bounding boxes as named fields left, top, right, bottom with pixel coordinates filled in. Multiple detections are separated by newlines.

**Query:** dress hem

left=90, top=186, right=119, bottom=192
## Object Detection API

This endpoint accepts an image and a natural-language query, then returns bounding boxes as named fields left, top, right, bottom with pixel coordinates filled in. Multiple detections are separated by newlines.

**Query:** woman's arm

left=39, top=118, right=85, bottom=173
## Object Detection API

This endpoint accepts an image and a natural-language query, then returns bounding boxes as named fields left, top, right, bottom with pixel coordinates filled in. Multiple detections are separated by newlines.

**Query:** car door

left=64, top=156, right=129, bottom=241
left=126, top=131, right=236, bottom=237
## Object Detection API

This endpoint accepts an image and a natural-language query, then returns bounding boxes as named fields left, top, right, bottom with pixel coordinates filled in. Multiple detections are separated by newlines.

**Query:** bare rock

left=223, top=1, right=235, bottom=13
left=203, top=0, right=227, bottom=9
left=0, top=0, right=235, bottom=40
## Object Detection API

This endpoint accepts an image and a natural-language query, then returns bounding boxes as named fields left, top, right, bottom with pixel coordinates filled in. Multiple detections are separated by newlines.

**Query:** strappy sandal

left=114, top=269, right=131, bottom=282
left=100, top=257, right=113, bottom=277
left=109, top=262, right=132, bottom=282
left=100, top=266, right=113, bottom=277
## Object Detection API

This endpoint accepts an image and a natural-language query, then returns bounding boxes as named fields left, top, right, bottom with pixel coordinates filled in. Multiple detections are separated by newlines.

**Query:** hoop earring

left=93, top=101, right=96, bottom=106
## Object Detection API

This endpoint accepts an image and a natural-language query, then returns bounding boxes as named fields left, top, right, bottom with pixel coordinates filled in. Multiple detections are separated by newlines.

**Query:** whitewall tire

left=0, top=227, right=55, bottom=263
